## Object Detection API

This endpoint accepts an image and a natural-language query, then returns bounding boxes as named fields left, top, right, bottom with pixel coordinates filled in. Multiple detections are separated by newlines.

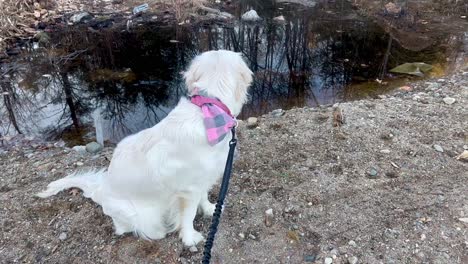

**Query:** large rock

left=70, top=12, right=91, bottom=24
left=86, top=142, right=103, bottom=154
left=247, top=117, right=258, bottom=128
left=72, top=145, right=87, bottom=154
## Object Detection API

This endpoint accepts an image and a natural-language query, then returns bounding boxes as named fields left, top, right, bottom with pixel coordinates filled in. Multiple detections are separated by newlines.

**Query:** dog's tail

left=36, top=169, right=105, bottom=200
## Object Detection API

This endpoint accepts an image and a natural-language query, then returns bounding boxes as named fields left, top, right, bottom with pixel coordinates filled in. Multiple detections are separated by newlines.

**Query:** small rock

left=433, top=144, right=444, bottom=153
left=72, top=145, right=87, bottom=154
left=248, top=233, right=256, bottom=240
left=70, top=12, right=91, bottom=23
left=442, top=97, right=456, bottom=105
left=273, top=15, right=286, bottom=22
left=304, top=254, right=317, bottom=262
left=54, top=140, right=66, bottom=148
left=133, top=3, right=149, bottom=15
left=367, top=168, right=378, bottom=177
left=271, top=109, right=285, bottom=117
left=385, top=171, right=399, bottom=178
left=330, top=248, right=339, bottom=256
left=59, top=232, right=67, bottom=241
left=324, top=257, right=333, bottom=264
left=189, top=246, right=198, bottom=253
left=416, top=252, right=425, bottom=259
left=86, top=142, right=103, bottom=154
left=459, top=218, right=468, bottom=223
left=348, top=256, right=358, bottom=264
left=456, top=150, right=468, bottom=162
left=238, top=233, right=245, bottom=239
left=241, top=10, right=261, bottom=21
left=264, top=208, right=274, bottom=227
left=380, top=149, right=391, bottom=154
left=420, top=234, right=426, bottom=241
left=348, top=240, right=357, bottom=247
left=76, top=162, right=84, bottom=166
left=247, top=117, right=258, bottom=128
left=385, top=2, right=402, bottom=15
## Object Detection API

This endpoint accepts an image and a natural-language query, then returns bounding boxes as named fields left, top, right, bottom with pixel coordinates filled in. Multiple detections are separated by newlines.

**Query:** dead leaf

left=333, top=107, right=344, bottom=127
left=399, top=86, right=412, bottom=91
left=287, top=231, right=300, bottom=242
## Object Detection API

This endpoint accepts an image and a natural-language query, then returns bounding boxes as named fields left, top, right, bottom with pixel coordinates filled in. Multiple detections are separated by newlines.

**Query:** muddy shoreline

left=1, top=69, right=467, bottom=263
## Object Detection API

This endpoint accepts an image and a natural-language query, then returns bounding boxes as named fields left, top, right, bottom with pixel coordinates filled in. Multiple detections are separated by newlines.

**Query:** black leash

left=202, top=127, right=237, bottom=264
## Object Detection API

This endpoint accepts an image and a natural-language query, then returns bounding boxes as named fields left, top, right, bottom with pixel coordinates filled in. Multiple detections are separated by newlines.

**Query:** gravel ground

left=1, top=71, right=467, bottom=264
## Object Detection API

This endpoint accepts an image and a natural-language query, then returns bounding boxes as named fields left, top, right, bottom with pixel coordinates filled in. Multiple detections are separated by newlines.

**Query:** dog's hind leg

left=178, top=192, right=204, bottom=246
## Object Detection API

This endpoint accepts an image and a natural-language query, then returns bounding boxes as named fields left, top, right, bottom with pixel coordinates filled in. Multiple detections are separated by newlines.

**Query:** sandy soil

left=1, top=69, right=467, bottom=263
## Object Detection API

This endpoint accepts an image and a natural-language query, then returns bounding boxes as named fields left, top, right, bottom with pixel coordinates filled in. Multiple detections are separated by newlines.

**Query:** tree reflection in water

left=0, top=1, right=462, bottom=143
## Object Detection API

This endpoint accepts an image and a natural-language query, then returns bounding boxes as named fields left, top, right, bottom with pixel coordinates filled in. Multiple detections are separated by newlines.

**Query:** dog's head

left=183, top=50, right=253, bottom=116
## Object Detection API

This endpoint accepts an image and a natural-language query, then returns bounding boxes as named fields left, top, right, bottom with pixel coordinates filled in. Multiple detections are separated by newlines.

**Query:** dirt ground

left=1, top=68, right=467, bottom=263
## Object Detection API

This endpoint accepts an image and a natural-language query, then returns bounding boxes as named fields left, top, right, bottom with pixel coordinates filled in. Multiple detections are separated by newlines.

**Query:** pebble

left=247, top=117, right=258, bottom=128
left=367, top=168, right=378, bottom=177
left=264, top=208, right=274, bottom=227
left=189, top=246, right=198, bottom=253
left=86, top=142, right=103, bottom=154
left=348, top=240, right=357, bottom=247
left=421, top=234, right=426, bottom=241
left=442, top=97, right=456, bottom=105
left=348, top=256, right=358, bottom=264
left=433, top=144, right=444, bottom=153
left=76, top=162, right=84, bottom=166
left=380, top=149, right=391, bottom=154
left=324, top=257, right=333, bottom=264
left=271, top=109, right=285, bottom=117
left=248, top=234, right=256, bottom=240
left=238, top=233, right=245, bottom=239
left=304, top=254, right=317, bottom=262
left=459, top=218, right=468, bottom=223
left=59, top=232, right=67, bottom=240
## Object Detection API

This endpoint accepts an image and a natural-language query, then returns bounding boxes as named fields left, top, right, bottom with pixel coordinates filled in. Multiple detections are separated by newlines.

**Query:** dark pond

left=0, top=0, right=466, bottom=144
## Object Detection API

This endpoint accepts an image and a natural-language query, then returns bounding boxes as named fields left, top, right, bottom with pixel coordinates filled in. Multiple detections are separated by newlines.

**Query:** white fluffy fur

left=37, top=50, right=253, bottom=246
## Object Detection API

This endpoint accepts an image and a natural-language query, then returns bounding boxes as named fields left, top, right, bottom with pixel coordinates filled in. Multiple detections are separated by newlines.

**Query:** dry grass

left=0, top=0, right=209, bottom=51
left=0, top=0, right=37, bottom=50
left=159, top=0, right=207, bottom=21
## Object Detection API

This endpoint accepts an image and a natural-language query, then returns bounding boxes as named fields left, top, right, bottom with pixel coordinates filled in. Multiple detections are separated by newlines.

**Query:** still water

left=0, top=0, right=466, bottom=144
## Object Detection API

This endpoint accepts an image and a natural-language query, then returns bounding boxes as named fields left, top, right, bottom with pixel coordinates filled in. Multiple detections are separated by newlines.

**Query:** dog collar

left=190, top=92, right=236, bottom=146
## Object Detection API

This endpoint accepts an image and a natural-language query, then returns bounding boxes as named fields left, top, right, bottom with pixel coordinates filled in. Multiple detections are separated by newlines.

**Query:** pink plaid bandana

left=190, top=93, right=236, bottom=146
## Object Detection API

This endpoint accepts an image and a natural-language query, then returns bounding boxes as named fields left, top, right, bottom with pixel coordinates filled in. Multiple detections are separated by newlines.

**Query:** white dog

left=37, top=50, right=253, bottom=246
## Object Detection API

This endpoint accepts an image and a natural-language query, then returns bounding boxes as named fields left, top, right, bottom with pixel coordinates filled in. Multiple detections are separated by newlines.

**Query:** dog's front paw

left=180, top=230, right=204, bottom=246
left=201, top=202, right=216, bottom=217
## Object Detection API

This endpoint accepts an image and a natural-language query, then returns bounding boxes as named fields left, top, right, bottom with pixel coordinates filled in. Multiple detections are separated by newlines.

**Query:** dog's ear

left=235, top=57, right=253, bottom=102
left=184, top=57, right=202, bottom=94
